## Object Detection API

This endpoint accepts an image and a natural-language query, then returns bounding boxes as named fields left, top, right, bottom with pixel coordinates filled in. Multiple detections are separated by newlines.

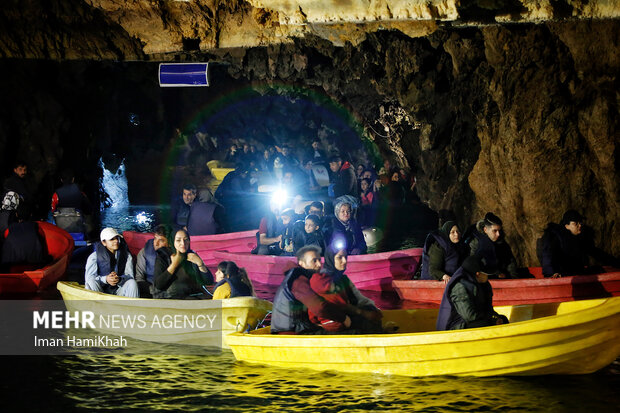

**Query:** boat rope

left=202, top=285, right=213, bottom=297
left=256, top=311, right=272, bottom=330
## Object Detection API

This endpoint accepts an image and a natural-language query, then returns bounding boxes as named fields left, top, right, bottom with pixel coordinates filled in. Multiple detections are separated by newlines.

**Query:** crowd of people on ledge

left=1, top=138, right=618, bottom=335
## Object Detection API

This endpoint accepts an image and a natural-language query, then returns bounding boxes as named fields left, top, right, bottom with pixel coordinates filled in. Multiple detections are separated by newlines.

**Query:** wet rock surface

left=0, top=1, right=618, bottom=265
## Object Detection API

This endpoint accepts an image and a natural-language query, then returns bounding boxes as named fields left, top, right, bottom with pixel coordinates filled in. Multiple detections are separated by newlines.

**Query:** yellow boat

left=226, top=297, right=620, bottom=377
left=57, top=281, right=271, bottom=348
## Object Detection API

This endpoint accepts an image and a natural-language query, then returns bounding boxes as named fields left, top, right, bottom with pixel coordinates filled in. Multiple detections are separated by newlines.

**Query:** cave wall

left=0, top=5, right=618, bottom=265
left=216, top=20, right=619, bottom=265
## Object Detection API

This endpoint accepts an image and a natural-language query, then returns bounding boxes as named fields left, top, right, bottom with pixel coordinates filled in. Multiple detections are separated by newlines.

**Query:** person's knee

left=84, top=278, right=102, bottom=292
left=119, top=278, right=139, bottom=298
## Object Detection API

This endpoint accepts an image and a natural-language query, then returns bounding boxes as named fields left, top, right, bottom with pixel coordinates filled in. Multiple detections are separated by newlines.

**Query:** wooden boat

left=0, top=222, right=74, bottom=294
left=392, top=268, right=620, bottom=306
left=57, top=281, right=272, bottom=348
left=123, top=229, right=257, bottom=270
left=212, top=248, right=423, bottom=291
left=226, top=297, right=620, bottom=377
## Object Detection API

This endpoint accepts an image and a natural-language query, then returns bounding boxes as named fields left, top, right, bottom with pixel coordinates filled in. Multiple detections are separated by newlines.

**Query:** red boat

left=212, top=248, right=423, bottom=291
left=392, top=268, right=620, bottom=306
left=123, top=229, right=257, bottom=270
left=0, top=221, right=74, bottom=294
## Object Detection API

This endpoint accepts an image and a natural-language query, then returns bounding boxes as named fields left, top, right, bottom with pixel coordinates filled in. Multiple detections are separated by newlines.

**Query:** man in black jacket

left=539, top=210, right=618, bottom=277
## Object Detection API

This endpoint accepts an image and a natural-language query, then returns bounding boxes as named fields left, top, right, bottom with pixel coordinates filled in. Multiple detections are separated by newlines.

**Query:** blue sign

left=159, top=63, right=209, bottom=87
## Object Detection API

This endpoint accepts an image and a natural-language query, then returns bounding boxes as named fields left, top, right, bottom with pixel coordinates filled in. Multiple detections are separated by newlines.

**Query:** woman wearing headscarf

left=420, top=221, right=469, bottom=283
left=153, top=228, right=214, bottom=299
left=327, top=200, right=367, bottom=255
left=308, top=239, right=382, bottom=333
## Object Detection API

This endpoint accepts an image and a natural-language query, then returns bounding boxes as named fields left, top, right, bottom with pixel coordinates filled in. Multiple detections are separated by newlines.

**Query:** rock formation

left=0, top=0, right=618, bottom=265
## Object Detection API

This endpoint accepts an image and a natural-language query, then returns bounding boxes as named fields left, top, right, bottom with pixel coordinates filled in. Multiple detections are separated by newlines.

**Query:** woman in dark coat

left=421, top=221, right=469, bottom=283
left=326, top=200, right=367, bottom=255
left=153, top=228, right=213, bottom=299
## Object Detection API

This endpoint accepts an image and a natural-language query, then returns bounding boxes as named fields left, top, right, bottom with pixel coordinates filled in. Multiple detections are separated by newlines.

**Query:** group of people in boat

left=84, top=225, right=254, bottom=301
left=422, top=210, right=619, bottom=330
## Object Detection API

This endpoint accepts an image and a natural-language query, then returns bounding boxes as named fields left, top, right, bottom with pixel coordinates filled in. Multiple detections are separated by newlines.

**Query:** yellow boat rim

left=57, top=281, right=272, bottom=349
left=226, top=297, right=620, bottom=377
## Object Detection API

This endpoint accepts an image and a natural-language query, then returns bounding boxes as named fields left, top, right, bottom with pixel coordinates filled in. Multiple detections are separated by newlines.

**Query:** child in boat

left=213, top=260, right=255, bottom=299
left=293, top=214, right=325, bottom=254
left=277, top=208, right=296, bottom=255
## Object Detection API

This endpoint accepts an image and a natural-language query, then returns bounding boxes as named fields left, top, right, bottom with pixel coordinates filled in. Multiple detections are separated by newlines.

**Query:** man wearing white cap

left=84, top=227, right=139, bottom=297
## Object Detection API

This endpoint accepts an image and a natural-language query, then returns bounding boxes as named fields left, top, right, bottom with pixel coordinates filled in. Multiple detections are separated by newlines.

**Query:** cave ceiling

left=1, top=0, right=618, bottom=59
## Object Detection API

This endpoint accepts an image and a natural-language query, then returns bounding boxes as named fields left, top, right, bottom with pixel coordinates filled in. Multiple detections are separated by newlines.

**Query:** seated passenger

left=436, top=255, right=509, bottom=331
left=171, top=183, right=197, bottom=231
left=271, top=246, right=355, bottom=334
left=293, top=214, right=325, bottom=254
left=279, top=208, right=296, bottom=255
left=135, top=224, right=170, bottom=298
left=326, top=200, right=367, bottom=255
left=256, top=199, right=283, bottom=255
left=328, top=154, right=358, bottom=199
left=421, top=221, right=469, bottom=282
left=153, top=228, right=214, bottom=299
left=85, top=228, right=139, bottom=297
left=186, top=194, right=221, bottom=236
left=308, top=241, right=383, bottom=333
left=212, top=261, right=255, bottom=299
left=538, top=210, right=619, bottom=278
left=1, top=204, right=49, bottom=271
left=466, top=212, right=518, bottom=278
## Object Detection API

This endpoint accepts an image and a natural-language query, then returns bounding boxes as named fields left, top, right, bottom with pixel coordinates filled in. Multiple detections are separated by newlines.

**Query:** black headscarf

left=440, top=220, right=457, bottom=237
left=322, top=241, right=347, bottom=281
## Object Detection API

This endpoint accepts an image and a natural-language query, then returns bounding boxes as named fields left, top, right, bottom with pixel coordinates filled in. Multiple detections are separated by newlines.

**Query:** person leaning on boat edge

left=538, top=209, right=620, bottom=278
left=152, top=228, right=214, bottom=299
left=436, top=255, right=509, bottom=331
left=420, top=220, right=469, bottom=283
left=84, top=227, right=139, bottom=298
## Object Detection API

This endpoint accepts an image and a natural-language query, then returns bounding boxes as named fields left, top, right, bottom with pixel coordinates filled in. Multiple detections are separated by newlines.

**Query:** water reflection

left=100, top=205, right=167, bottom=233
left=37, top=353, right=618, bottom=412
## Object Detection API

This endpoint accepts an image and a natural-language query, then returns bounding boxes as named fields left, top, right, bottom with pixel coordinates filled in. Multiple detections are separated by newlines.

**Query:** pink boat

left=123, top=230, right=257, bottom=270
left=392, top=267, right=620, bottom=306
left=212, top=248, right=423, bottom=291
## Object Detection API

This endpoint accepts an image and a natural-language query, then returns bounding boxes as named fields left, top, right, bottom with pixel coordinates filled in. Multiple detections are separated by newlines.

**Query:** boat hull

left=212, top=248, right=423, bottom=291
left=393, top=269, right=620, bottom=306
left=226, top=297, right=620, bottom=377
left=0, top=222, right=74, bottom=294
left=57, top=281, right=271, bottom=348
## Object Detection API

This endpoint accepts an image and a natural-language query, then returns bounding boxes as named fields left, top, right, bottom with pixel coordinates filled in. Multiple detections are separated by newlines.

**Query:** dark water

left=3, top=204, right=619, bottom=411
left=1, top=354, right=619, bottom=412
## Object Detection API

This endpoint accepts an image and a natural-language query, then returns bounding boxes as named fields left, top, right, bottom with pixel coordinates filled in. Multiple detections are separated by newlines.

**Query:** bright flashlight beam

left=272, top=189, right=288, bottom=207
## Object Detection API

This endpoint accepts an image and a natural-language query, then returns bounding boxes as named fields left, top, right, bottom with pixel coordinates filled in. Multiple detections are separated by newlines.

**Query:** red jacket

left=308, top=272, right=349, bottom=331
